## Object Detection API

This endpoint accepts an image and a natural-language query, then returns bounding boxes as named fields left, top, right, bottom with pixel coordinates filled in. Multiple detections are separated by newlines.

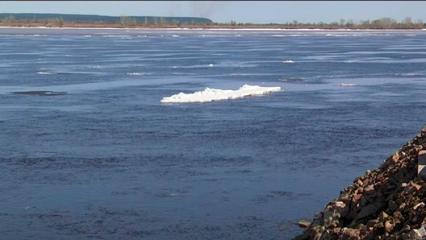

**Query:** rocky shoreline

left=295, top=126, right=426, bottom=240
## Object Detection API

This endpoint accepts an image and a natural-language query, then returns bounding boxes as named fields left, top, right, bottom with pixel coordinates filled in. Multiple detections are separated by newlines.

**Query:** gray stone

left=418, top=151, right=426, bottom=180
left=355, top=202, right=383, bottom=220
left=409, top=226, right=426, bottom=240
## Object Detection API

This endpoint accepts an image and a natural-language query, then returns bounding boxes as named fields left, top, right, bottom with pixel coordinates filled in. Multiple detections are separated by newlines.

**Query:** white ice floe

left=37, top=71, right=55, bottom=75
left=338, top=83, right=357, bottom=87
left=126, top=72, right=144, bottom=76
left=161, top=84, right=282, bottom=103
left=171, top=64, right=214, bottom=69
left=282, top=60, right=295, bottom=63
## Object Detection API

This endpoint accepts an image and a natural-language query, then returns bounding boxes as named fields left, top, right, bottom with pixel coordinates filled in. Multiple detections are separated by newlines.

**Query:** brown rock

left=353, top=193, right=362, bottom=202
left=392, top=153, right=400, bottom=162
left=364, top=184, right=375, bottom=192
left=341, top=228, right=361, bottom=240
left=323, top=201, right=349, bottom=228
left=384, top=220, right=394, bottom=233
left=411, top=182, right=422, bottom=191
left=410, top=226, right=426, bottom=240
left=297, top=219, right=311, bottom=229
left=378, top=211, right=389, bottom=221
left=413, top=202, right=425, bottom=210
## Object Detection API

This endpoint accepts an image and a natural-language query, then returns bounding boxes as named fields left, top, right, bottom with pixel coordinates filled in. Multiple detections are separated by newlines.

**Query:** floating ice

left=338, top=83, right=357, bottom=87
left=87, top=65, right=102, bottom=69
left=171, top=64, right=214, bottom=69
left=161, top=84, right=282, bottom=103
left=126, top=72, right=144, bottom=76
left=37, top=71, right=55, bottom=75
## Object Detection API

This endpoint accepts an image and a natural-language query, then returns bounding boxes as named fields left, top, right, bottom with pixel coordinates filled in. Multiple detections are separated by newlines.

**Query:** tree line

left=222, top=17, right=425, bottom=29
left=0, top=14, right=424, bottom=29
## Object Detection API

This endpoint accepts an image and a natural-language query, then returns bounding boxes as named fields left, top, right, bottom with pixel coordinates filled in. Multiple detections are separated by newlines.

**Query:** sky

left=0, top=1, right=425, bottom=24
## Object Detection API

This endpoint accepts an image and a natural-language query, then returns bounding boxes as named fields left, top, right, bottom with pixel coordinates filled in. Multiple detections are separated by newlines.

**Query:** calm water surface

left=1, top=28, right=426, bottom=239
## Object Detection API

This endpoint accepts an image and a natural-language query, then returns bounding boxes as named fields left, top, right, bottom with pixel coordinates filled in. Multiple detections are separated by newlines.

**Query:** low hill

left=0, top=13, right=213, bottom=25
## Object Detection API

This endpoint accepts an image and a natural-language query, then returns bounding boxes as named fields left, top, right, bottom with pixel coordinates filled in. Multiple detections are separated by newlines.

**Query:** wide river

left=1, top=28, right=426, bottom=239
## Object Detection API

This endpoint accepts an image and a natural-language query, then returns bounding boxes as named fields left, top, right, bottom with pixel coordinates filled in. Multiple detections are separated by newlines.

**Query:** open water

left=1, top=28, right=426, bottom=239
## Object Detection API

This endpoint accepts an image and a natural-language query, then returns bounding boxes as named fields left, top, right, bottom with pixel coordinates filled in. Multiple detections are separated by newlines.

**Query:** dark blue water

left=1, top=28, right=426, bottom=239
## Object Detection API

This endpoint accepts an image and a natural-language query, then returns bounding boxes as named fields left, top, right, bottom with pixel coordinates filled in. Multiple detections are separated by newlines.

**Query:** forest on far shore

left=0, top=13, right=424, bottom=29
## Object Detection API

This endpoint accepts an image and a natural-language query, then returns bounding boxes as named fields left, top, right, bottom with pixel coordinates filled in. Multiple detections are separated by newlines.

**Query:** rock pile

left=295, top=126, right=426, bottom=240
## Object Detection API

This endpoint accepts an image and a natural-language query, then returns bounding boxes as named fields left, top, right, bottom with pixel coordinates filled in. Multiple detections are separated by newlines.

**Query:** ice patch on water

left=280, top=77, right=304, bottom=83
left=37, top=71, right=56, bottom=75
left=126, top=72, right=144, bottom=76
left=344, top=60, right=356, bottom=63
left=338, top=83, right=357, bottom=87
left=395, top=72, right=423, bottom=77
left=229, top=73, right=256, bottom=76
left=161, top=84, right=282, bottom=103
left=282, top=60, right=295, bottom=64
left=171, top=64, right=214, bottom=69
left=214, top=61, right=257, bottom=68
left=85, top=65, right=103, bottom=69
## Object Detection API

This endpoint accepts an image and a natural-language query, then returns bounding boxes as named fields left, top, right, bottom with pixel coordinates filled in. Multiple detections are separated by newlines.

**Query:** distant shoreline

left=1, top=13, right=424, bottom=31
left=0, top=25, right=425, bottom=32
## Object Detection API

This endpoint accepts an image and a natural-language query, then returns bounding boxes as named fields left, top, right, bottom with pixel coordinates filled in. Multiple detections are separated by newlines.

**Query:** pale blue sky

left=0, top=1, right=425, bottom=24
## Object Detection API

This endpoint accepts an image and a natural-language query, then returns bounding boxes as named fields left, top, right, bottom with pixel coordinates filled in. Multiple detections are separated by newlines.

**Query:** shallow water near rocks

left=1, top=28, right=426, bottom=239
